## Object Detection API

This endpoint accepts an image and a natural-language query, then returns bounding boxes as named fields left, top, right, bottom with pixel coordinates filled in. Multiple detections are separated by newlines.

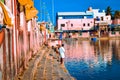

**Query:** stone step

left=52, top=50, right=74, bottom=80
left=35, top=48, right=51, bottom=80
left=51, top=50, right=61, bottom=80
left=43, top=50, right=53, bottom=80
left=21, top=46, right=48, bottom=80
left=14, top=46, right=75, bottom=80
left=14, top=46, right=46, bottom=80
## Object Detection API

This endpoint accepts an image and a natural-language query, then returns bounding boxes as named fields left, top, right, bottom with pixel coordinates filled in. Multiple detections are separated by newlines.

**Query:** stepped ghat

left=14, top=45, right=75, bottom=80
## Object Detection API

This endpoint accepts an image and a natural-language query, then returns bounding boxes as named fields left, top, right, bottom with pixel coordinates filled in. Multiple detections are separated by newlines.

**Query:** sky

left=34, top=0, right=120, bottom=26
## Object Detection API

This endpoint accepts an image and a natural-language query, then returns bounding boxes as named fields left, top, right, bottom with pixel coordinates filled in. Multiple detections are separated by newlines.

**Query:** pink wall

left=112, top=19, right=120, bottom=24
left=57, top=19, right=94, bottom=31
left=0, top=2, right=43, bottom=80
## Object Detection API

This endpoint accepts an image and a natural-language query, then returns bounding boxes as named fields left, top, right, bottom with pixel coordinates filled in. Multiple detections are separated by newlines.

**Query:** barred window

left=71, top=24, right=73, bottom=27
left=88, top=23, right=90, bottom=26
left=61, top=24, right=65, bottom=27
left=83, top=23, right=85, bottom=26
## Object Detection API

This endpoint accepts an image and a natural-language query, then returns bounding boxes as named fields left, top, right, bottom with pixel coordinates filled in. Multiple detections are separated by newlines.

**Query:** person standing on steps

left=59, top=44, right=65, bottom=65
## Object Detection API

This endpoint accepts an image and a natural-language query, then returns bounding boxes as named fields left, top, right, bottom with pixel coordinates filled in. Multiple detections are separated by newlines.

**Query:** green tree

left=114, top=10, right=120, bottom=19
left=105, top=6, right=112, bottom=16
left=105, top=6, right=114, bottom=19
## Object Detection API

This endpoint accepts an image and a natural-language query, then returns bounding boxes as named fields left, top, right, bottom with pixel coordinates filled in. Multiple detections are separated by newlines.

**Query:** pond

left=64, top=38, right=120, bottom=80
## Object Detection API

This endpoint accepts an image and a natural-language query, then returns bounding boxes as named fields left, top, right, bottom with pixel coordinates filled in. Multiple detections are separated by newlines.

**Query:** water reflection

left=64, top=38, right=120, bottom=80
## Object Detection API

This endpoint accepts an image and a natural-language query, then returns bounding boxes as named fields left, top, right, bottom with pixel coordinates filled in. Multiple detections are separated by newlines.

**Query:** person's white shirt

left=59, top=46, right=65, bottom=58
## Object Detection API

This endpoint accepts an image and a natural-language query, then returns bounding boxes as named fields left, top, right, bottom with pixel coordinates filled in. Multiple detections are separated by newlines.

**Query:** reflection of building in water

left=65, top=40, right=97, bottom=63
left=111, top=40, right=120, bottom=60
left=99, top=40, right=112, bottom=64
left=81, top=41, right=95, bottom=61
left=116, top=40, right=120, bottom=60
left=64, top=40, right=120, bottom=67
left=65, top=38, right=78, bottom=59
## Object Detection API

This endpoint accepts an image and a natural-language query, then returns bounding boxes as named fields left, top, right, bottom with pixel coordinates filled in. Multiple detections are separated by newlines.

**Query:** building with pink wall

left=57, top=12, right=94, bottom=31
left=57, top=11, right=94, bottom=38
left=0, top=0, right=42, bottom=80
left=112, top=19, right=120, bottom=24
left=58, top=19, right=94, bottom=31
left=56, top=7, right=112, bottom=38
left=108, top=19, right=120, bottom=38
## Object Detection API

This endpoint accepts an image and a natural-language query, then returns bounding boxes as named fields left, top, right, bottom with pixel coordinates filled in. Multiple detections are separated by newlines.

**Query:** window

left=83, top=23, right=85, bottom=26
left=88, top=23, right=90, bottom=26
left=101, top=17, right=103, bottom=21
left=96, top=16, right=100, bottom=21
left=71, top=24, right=73, bottom=27
left=61, top=24, right=65, bottom=27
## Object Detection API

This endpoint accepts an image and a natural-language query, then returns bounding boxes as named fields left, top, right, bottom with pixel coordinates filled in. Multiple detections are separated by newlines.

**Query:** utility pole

left=43, top=2, right=46, bottom=22
left=52, top=0, right=54, bottom=25
left=40, top=0, right=42, bottom=21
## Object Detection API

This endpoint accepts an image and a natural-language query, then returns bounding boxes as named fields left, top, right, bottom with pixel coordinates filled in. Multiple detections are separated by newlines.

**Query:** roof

left=57, top=12, right=93, bottom=16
